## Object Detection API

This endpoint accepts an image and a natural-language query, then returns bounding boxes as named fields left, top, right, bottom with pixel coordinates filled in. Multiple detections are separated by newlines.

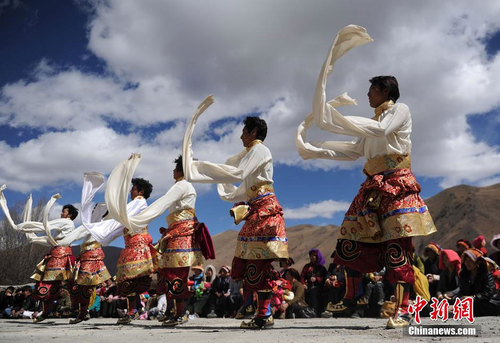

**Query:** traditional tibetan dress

left=295, top=25, right=436, bottom=324
left=70, top=240, right=111, bottom=318
left=184, top=133, right=289, bottom=322
left=32, top=245, right=75, bottom=301
left=116, top=222, right=156, bottom=297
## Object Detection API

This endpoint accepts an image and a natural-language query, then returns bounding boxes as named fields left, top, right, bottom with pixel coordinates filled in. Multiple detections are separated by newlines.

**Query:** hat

left=456, top=239, right=471, bottom=249
left=473, top=235, right=485, bottom=249
left=462, top=248, right=484, bottom=263
left=424, top=242, right=442, bottom=256
left=220, top=265, right=230, bottom=274
left=192, top=265, right=203, bottom=272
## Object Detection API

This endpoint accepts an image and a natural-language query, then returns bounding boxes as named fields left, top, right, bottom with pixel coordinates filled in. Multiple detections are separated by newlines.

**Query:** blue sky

left=1, top=0, right=500, bottom=248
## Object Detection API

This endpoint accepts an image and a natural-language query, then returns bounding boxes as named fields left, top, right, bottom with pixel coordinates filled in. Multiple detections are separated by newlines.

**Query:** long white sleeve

left=86, top=198, right=146, bottom=245
left=105, top=154, right=194, bottom=234
left=299, top=25, right=412, bottom=160
left=182, top=95, right=243, bottom=184
left=55, top=225, right=92, bottom=246
left=296, top=109, right=364, bottom=161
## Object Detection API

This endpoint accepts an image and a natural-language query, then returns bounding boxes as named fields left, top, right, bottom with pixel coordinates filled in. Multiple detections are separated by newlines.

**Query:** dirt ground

left=0, top=316, right=498, bottom=343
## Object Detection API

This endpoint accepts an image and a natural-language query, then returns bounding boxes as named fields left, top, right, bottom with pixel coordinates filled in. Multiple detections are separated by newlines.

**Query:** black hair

left=174, top=155, right=183, bottom=175
left=243, top=116, right=267, bottom=141
left=132, top=178, right=153, bottom=199
left=284, top=268, right=300, bottom=281
left=369, top=76, right=400, bottom=102
left=63, top=204, right=79, bottom=220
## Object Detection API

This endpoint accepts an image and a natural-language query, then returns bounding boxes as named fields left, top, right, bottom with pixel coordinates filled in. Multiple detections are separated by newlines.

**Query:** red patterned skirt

left=157, top=219, right=203, bottom=269
left=74, top=242, right=111, bottom=286
left=116, top=233, right=155, bottom=283
left=32, top=246, right=75, bottom=301
left=338, top=168, right=436, bottom=243
left=333, top=161, right=436, bottom=284
left=234, top=194, right=288, bottom=260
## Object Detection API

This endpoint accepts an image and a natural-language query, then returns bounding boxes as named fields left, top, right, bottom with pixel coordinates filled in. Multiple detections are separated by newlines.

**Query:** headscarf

left=490, top=233, right=500, bottom=251
left=308, top=248, right=325, bottom=266
left=204, top=264, right=216, bottom=283
left=439, top=249, right=461, bottom=274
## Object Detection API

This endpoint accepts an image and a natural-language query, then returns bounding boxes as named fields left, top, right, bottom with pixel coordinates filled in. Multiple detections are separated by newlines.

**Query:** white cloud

left=284, top=199, right=350, bottom=220
left=1, top=0, right=500, bottom=194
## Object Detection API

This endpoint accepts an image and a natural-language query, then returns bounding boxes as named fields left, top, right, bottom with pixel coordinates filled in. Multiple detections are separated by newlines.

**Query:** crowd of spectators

left=2, top=233, right=500, bottom=321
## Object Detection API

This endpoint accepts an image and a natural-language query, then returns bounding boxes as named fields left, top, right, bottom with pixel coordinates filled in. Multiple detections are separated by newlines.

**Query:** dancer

left=62, top=173, right=112, bottom=324
left=93, top=153, right=213, bottom=325
left=296, top=25, right=436, bottom=328
left=183, top=97, right=289, bottom=329
left=0, top=185, right=78, bottom=322
left=104, top=174, right=156, bottom=325
left=156, top=155, right=212, bottom=327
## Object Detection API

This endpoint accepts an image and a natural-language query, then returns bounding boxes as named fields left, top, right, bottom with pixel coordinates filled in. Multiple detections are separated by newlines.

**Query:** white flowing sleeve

left=310, top=25, right=411, bottom=139
left=312, top=25, right=372, bottom=134
left=182, top=96, right=243, bottom=184
left=80, top=172, right=106, bottom=226
left=0, top=184, right=30, bottom=232
left=85, top=199, right=145, bottom=245
left=105, top=154, right=189, bottom=234
left=55, top=225, right=92, bottom=246
left=296, top=108, right=364, bottom=161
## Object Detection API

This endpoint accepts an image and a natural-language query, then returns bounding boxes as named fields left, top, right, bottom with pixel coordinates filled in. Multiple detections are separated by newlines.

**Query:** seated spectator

left=208, top=266, right=231, bottom=318
left=301, top=249, right=327, bottom=317
left=148, top=293, right=167, bottom=319
left=281, top=268, right=312, bottom=319
left=88, top=288, right=101, bottom=318
left=423, top=242, right=441, bottom=298
left=458, top=248, right=496, bottom=316
left=224, top=278, right=243, bottom=318
left=100, top=278, right=119, bottom=318
left=456, top=239, right=472, bottom=257
left=436, top=249, right=461, bottom=301
left=363, top=268, right=385, bottom=317
left=0, top=286, right=15, bottom=318
left=323, top=252, right=345, bottom=314
left=54, top=285, right=72, bottom=318
left=188, top=265, right=212, bottom=317
left=10, top=287, right=25, bottom=318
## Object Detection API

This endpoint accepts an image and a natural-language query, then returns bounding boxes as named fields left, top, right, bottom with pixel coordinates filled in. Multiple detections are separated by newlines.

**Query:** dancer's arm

left=296, top=112, right=364, bottom=161
left=105, top=154, right=190, bottom=234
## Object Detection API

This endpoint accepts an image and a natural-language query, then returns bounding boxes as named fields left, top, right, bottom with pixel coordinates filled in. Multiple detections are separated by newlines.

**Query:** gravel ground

left=0, top=316, right=498, bottom=343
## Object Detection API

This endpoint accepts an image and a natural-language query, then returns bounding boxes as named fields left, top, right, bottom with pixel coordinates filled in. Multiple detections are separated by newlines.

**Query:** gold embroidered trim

left=166, top=208, right=196, bottom=226
left=364, top=154, right=411, bottom=176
